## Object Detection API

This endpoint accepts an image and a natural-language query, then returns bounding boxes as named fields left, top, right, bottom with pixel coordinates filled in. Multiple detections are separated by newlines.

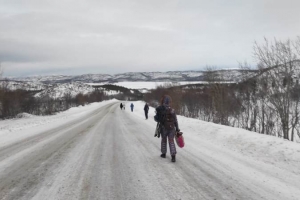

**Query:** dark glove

left=176, top=132, right=182, bottom=137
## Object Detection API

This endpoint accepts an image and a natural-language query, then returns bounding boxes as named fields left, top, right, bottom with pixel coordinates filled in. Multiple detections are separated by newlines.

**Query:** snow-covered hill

left=5, top=69, right=258, bottom=84
left=1, top=69, right=259, bottom=99
left=34, top=82, right=96, bottom=99
left=0, top=80, right=48, bottom=91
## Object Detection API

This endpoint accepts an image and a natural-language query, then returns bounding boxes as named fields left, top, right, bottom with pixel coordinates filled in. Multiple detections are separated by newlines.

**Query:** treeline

left=145, top=77, right=300, bottom=142
left=99, top=84, right=143, bottom=101
left=0, top=88, right=106, bottom=119
left=145, top=38, right=300, bottom=142
left=0, top=83, right=144, bottom=119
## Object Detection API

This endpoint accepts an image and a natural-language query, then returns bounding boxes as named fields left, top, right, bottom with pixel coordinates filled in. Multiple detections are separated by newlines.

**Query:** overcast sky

left=1, top=0, right=300, bottom=77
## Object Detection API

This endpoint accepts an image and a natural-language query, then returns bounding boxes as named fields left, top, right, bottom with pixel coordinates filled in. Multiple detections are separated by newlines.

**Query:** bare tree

left=63, top=91, right=73, bottom=109
left=203, top=66, right=231, bottom=125
left=203, top=66, right=220, bottom=83
left=290, top=86, right=300, bottom=141
left=254, top=38, right=300, bottom=140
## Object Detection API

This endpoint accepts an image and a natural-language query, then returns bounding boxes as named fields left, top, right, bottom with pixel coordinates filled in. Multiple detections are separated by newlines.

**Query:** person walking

left=154, top=95, right=180, bottom=162
left=120, top=103, right=123, bottom=110
left=130, top=103, right=134, bottom=112
left=144, top=103, right=149, bottom=119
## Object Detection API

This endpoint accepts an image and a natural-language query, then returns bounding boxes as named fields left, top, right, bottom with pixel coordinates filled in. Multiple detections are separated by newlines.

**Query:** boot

left=171, top=155, right=176, bottom=162
left=160, top=153, right=166, bottom=158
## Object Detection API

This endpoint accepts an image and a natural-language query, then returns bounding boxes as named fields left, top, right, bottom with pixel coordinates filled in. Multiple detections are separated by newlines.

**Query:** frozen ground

left=0, top=100, right=300, bottom=200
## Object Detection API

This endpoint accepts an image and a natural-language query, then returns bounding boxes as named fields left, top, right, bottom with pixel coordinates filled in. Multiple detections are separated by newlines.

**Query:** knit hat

left=162, top=95, right=172, bottom=106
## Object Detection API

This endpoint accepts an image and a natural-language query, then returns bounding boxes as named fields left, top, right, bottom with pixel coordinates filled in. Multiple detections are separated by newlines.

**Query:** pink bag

left=175, top=132, right=184, bottom=148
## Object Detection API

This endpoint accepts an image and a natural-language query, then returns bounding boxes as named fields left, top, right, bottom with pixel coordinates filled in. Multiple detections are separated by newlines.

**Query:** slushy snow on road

left=0, top=100, right=300, bottom=200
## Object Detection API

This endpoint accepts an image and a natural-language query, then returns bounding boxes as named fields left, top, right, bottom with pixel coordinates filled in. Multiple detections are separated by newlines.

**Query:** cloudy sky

left=0, top=0, right=300, bottom=77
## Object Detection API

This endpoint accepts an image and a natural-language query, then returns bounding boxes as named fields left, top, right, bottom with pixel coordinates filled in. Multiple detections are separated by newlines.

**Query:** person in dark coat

left=120, top=103, right=123, bottom=110
left=130, top=103, right=134, bottom=112
left=144, top=103, right=149, bottom=119
left=155, top=95, right=180, bottom=162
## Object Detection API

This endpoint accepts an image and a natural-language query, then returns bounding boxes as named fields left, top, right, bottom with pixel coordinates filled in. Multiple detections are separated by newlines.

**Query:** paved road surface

left=0, top=102, right=299, bottom=200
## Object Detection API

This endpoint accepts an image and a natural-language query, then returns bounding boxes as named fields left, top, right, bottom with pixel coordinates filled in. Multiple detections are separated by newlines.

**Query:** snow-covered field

left=0, top=100, right=300, bottom=199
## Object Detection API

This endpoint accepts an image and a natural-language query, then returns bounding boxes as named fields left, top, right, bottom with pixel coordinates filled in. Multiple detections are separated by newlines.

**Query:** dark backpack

left=154, top=106, right=175, bottom=130
left=163, top=107, right=175, bottom=130
left=154, top=106, right=166, bottom=123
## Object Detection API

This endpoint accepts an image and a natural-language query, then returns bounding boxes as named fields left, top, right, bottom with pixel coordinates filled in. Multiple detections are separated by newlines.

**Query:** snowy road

left=0, top=101, right=300, bottom=200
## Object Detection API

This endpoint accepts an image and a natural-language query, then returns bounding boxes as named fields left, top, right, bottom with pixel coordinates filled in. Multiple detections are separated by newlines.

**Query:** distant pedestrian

left=130, top=103, right=134, bottom=112
left=144, top=103, right=149, bottom=119
left=120, top=103, right=123, bottom=110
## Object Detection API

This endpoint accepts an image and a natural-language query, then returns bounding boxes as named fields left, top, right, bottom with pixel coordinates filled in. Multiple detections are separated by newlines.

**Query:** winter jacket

left=144, top=104, right=149, bottom=112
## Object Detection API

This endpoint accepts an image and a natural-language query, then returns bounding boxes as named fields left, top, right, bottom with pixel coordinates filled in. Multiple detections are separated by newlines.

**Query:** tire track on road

left=0, top=103, right=116, bottom=200
left=0, top=103, right=114, bottom=163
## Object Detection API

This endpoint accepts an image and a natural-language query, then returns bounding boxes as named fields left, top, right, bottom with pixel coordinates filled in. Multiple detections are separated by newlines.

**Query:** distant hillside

left=5, top=69, right=258, bottom=84
left=0, top=69, right=259, bottom=100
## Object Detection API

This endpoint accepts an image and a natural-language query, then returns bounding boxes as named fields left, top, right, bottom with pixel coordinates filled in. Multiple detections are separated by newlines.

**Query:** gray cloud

left=1, top=0, right=300, bottom=77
